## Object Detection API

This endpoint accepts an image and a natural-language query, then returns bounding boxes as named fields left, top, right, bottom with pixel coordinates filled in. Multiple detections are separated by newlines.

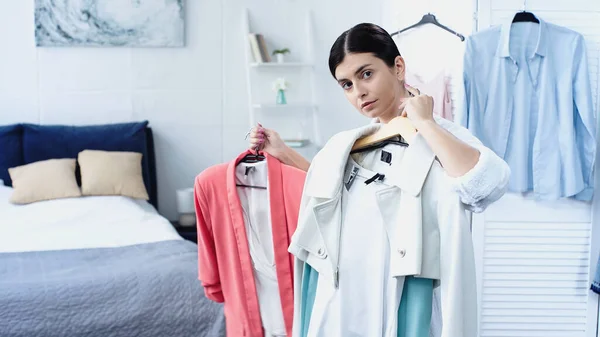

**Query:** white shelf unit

left=249, top=62, right=314, bottom=68
left=251, top=103, right=317, bottom=109
left=242, top=8, right=321, bottom=154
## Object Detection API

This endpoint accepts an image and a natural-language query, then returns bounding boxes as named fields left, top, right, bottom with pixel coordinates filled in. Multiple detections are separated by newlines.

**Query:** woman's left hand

left=399, top=84, right=435, bottom=127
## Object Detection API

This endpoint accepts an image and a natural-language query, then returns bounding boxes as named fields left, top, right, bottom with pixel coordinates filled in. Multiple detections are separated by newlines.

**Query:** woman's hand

left=248, top=123, right=288, bottom=160
left=399, top=84, right=435, bottom=128
left=397, top=84, right=481, bottom=178
left=247, top=123, right=312, bottom=172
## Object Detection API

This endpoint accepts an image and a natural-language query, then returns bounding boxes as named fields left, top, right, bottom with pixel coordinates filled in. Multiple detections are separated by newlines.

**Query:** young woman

left=248, top=22, right=510, bottom=212
left=247, top=23, right=511, bottom=336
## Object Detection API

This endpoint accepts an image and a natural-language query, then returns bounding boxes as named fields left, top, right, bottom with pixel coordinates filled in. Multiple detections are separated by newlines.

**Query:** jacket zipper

left=335, top=178, right=347, bottom=289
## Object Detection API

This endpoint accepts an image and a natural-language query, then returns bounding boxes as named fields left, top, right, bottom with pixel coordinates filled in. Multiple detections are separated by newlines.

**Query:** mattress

left=0, top=184, right=182, bottom=253
left=0, top=186, right=226, bottom=337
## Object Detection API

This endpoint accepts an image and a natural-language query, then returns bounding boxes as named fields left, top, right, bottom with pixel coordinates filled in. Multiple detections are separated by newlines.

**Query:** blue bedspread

left=0, top=240, right=225, bottom=337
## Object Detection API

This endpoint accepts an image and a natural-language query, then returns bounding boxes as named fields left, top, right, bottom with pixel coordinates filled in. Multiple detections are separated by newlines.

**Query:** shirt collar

left=496, top=15, right=547, bottom=58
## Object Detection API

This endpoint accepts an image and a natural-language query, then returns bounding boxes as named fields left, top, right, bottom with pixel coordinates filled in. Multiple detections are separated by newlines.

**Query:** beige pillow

left=9, top=159, right=82, bottom=204
left=78, top=150, right=149, bottom=200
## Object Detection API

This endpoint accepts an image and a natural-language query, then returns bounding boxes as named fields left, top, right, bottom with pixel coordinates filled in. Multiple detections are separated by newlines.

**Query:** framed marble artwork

left=34, top=0, right=185, bottom=47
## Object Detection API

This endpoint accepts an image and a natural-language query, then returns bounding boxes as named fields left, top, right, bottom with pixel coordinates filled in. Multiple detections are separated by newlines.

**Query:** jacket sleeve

left=572, top=34, right=597, bottom=200
left=194, top=178, right=224, bottom=303
left=435, top=115, right=511, bottom=213
left=437, top=187, right=478, bottom=337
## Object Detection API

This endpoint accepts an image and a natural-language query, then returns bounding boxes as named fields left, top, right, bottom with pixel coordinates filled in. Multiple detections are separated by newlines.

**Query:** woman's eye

left=362, top=70, right=372, bottom=79
left=342, top=81, right=353, bottom=90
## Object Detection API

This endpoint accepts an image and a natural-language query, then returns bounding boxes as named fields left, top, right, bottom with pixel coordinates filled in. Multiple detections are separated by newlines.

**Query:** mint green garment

left=397, top=276, right=433, bottom=337
left=300, top=263, right=320, bottom=337
left=299, top=263, right=433, bottom=337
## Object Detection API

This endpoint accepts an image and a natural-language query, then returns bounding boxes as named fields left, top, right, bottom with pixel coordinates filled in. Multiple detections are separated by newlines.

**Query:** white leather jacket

left=289, top=119, right=509, bottom=337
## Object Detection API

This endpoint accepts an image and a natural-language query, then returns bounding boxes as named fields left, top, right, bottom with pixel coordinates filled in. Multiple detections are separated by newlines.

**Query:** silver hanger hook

left=522, top=0, right=527, bottom=11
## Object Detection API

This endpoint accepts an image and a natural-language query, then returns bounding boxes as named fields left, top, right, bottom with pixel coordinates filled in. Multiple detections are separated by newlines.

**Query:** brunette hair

left=328, top=23, right=401, bottom=79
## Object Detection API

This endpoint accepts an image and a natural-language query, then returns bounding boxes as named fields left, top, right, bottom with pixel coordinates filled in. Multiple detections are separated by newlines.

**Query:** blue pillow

left=22, top=121, right=150, bottom=190
left=0, top=124, right=23, bottom=187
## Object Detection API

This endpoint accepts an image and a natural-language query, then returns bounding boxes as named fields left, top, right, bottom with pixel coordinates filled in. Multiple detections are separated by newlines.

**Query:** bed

left=0, top=122, right=225, bottom=337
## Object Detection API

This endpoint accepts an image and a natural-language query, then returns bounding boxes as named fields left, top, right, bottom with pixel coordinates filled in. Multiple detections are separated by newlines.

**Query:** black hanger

left=236, top=183, right=266, bottom=190
left=390, top=13, right=465, bottom=41
left=512, top=0, right=539, bottom=23
left=350, top=135, right=408, bottom=155
left=239, top=149, right=265, bottom=164
left=512, top=11, right=539, bottom=23
left=236, top=149, right=267, bottom=189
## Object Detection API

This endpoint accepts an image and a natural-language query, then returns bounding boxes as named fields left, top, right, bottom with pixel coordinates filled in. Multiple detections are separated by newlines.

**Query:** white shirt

left=236, top=162, right=286, bottom=337
left=315, top=149, right=404, bottom=336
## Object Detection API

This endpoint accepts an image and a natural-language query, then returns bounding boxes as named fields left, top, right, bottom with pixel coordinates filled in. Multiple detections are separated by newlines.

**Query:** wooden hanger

left=352, top=89, right=418, bottom=152
left=350, top=135, right=408, bottom=154
left=351, top=116, right=417, bottom=152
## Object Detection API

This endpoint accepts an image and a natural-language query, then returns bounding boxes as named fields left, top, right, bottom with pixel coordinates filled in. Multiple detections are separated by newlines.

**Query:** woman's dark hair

left=328, top=23, right=401, bottom=79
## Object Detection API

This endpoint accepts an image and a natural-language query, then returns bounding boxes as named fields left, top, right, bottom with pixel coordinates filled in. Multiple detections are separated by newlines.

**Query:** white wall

left=0, top=0, right=383, bottom=220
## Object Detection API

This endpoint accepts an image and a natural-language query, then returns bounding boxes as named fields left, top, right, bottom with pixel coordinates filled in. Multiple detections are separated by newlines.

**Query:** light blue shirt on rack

left=459, top=17, right=596, bottom=201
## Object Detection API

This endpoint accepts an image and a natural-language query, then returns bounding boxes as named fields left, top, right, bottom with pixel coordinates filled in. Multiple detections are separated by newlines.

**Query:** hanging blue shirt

left=459, top=17, right=596, bottom=201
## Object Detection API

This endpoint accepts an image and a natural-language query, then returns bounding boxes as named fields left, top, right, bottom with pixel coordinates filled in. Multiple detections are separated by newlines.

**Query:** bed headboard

left=144, top=127, right=158, bottom=209
left=0, top=121, right=159, bottom=210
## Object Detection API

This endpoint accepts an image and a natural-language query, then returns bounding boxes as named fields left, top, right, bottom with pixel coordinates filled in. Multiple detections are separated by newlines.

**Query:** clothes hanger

left=236, top=147, right=267, bottom=189
left=351, top=91, right=417, bottom=153
left=352, top=116, right=417, bottom=152
left=350, top=135, right=408, bottom=154
left=239, top=149, right=265, bottom=164
left=390, top=13, right=465, bottom=41
left=512, top=0, right=539, bottom=23
left=512, top=11, right=539, bottom=23
left=236, top=183, right=267, bottom=190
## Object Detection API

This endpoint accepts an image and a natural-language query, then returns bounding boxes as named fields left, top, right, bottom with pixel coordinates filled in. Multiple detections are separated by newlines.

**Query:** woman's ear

left=394, top=56, right=406, bottom=82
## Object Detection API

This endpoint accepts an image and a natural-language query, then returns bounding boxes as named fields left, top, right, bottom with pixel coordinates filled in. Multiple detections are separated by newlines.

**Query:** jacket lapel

left=312, top=195, right=342, bottom=268
left=265, top=153, right=294, bottom=335
left=303, top=124, right=379, bottom=199
left=375, top=133, right=436, bottom=277
left=386, top=132, right=436, bottom=197
left=299, top=125, right=379, bottom=280
left=226, top=150, right=263, bottom=336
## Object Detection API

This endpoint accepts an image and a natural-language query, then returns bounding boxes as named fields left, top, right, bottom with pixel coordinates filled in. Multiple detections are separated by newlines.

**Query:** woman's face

left=334, top=53, right=406, bottom=123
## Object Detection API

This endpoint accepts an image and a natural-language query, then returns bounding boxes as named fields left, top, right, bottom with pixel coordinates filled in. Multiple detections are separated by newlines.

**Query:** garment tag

left=244, top=166, right=255, bottom=176
left=345, top=166, right=359, bottom=191
left=381, top=150, right=392, bottom=164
